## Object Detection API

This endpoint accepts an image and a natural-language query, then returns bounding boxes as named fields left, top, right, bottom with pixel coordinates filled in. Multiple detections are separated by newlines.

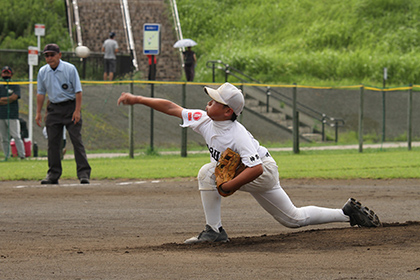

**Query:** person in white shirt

left=102, top=32, right=119, bottom=81
left=117, top=82, right=381, bottom=244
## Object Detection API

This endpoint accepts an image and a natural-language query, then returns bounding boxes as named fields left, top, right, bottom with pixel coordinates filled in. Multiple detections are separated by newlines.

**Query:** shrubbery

left=177, top=0, right=420, bottom=86
left=0, top=0, right=71, bottom=51
left=2, top=0, right=420, bottom=86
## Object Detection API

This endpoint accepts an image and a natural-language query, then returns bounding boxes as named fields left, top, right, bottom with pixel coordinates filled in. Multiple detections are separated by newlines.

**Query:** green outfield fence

left=1, top=79, right=418, bottom=157
left=0, top=49, right=133, bottom=80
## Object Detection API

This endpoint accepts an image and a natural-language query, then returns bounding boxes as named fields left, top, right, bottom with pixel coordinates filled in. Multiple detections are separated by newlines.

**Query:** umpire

left=35, top=44, right=91, bottom=185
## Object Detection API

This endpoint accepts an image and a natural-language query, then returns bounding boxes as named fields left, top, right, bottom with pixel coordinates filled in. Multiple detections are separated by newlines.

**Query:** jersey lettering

left=249, top=154, right=259, bottom=162
left=208, top=145, right=221, bottom=161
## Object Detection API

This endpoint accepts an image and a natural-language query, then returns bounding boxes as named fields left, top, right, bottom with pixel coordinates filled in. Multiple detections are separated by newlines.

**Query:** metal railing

left=206, top=60, right=260, bottom=84
left=206, top=60, right=345, bottom=141
left=0, top=49, right=133, bottom=81
left=169, top=0, right=185, bottom=66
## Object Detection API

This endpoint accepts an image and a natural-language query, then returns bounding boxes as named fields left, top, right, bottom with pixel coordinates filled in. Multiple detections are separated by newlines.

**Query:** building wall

left=76, top=0, right=182, bottom=80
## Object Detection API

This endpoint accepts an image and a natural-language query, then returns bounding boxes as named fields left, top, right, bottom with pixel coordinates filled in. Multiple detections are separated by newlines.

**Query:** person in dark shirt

left=0, top=66, right=25, bottom=159
left=183, top=47, right=196, bottom=81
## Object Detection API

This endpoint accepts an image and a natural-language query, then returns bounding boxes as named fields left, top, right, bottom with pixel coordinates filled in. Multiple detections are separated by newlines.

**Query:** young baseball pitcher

left=117, top=83, right=381, bottom=244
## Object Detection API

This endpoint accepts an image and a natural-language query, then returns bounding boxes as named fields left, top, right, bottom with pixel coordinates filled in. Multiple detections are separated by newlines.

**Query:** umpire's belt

left=51, top=99, right=75, bottom=106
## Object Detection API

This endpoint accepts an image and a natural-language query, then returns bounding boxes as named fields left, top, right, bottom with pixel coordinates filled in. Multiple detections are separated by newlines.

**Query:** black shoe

left=41, top=178, right=59, bottom=185
left=342, top=198, right=381, bottom=227
left=80, top=178, right=90, bottom=184
left=184, top=225, right=229, bottom=244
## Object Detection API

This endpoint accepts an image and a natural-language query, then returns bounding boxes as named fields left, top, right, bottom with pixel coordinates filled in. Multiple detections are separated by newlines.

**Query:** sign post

left=143, top=24, right=161, bottom=56
left=31, top=24, right=44, bottom=156
left=28, top=47, right=39, bottom=144
left=34, top=24, right=45, bottom=52
left=143, top=24, right=161, bottom=152
left=382, top=67, right=387, bottom=144
left=143, top=23, right=161, bottom=80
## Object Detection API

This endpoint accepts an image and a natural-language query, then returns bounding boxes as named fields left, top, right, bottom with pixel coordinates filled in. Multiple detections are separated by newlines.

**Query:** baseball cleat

left=184, top=225, right=230, bottom=244
left=342, top=198, right=381, bottom=227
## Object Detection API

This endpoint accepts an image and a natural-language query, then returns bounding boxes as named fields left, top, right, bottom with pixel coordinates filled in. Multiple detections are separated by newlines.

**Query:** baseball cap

left=204, top=82, right=244, bottom=115
left=43, top=44, right=60, bottom=53
left=1, top=66, right=13, bottom=74
left=110, top=32, right=116, bottom=38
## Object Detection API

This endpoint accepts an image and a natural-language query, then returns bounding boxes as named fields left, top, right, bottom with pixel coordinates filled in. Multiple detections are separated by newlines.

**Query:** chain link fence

left=1, top=50, right=418, bottom=155
left=0, top=49, right=134, bottom=81
left=6, top=81, right=417, bottom=155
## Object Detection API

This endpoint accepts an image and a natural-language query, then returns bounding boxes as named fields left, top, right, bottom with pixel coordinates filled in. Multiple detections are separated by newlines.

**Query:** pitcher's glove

left=215, top=148, right=246, bottom=197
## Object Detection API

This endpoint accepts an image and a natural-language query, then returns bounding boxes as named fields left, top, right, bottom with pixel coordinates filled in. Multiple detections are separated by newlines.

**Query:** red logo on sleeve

left=193, top=112, right=202, bottom=121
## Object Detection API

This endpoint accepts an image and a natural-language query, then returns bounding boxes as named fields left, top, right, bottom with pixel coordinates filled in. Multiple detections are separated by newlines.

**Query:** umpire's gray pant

left=45, top=100, right=91, bottom=181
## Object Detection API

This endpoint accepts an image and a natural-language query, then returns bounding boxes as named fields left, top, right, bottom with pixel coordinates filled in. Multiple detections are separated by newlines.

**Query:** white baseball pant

left=198, top=156, right=349, bottom=232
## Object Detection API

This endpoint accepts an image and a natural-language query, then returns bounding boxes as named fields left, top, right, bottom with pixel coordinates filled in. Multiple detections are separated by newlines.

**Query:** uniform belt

left=51, top=99, right=75, bottom=106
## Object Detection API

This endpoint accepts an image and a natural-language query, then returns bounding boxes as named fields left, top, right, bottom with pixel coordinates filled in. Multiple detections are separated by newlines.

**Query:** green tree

left=0, top=0, right=71, bottom=50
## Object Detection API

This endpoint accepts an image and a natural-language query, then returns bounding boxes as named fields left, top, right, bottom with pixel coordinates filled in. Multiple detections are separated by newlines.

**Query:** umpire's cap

left=43, top=44, right=60, bottom=54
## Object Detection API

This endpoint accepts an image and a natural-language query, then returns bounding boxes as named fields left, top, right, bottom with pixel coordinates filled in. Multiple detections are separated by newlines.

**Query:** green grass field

left=1, top=147, right=418, bottom=181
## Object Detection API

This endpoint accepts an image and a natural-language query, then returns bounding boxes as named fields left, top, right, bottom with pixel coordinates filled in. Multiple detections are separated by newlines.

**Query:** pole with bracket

left=407, top=85, right=412, bottom=151
left=381, top=67, right=387, bottom=144
left=149, top=83, right=155, bottom=152
left=266, top=86, right=271, bottom=113
left=128, top=81, right=134, bottom=158
left=358, top=86, right=364, bottom=153
left=292, top=84, right=299, bottom=154
left=181, top=83, right=187, bottom=157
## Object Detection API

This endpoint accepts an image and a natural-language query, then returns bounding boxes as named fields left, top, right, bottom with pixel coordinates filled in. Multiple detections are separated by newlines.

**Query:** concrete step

left=288, top=126, right=313, bottom=134
left=301, top=133, right=323, bottom=142
left=245, top=99, right=260, bottom=107
left=261, top=112, right=286, bottom=123
left=249, top=106, right=274, bottom=114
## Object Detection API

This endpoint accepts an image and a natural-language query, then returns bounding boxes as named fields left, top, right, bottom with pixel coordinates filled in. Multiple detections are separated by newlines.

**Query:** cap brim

left=204, top=87, right=228, bottom=105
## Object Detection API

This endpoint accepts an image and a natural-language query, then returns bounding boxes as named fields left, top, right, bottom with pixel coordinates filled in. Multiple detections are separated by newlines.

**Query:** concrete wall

left=77, top=0, right=182, bottom=80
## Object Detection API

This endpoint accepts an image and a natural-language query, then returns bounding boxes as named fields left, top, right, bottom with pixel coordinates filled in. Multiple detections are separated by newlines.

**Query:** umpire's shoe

left=184, top=225, right=229, bottom=244
left=41, top=178, right=59, bottom=185
left=342, top=198, right=381, bottom=227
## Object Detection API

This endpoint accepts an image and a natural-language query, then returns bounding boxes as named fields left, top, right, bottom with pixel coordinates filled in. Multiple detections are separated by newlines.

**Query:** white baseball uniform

left=181, top=109, right=349, bottom=232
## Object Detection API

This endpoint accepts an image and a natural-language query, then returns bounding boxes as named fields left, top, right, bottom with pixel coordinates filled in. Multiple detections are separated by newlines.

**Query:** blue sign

left=143, top=24, right=161, bottom=55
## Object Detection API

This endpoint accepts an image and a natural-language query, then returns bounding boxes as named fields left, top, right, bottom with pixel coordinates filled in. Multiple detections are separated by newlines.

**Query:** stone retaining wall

left=77, top=0, right=182, bottom=80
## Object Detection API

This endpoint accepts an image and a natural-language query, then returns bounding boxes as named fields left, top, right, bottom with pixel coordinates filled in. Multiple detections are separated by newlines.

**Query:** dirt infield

left=1, top=178, right=419, bottom=279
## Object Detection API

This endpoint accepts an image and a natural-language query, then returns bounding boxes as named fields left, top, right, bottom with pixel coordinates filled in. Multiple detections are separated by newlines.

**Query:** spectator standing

left=102, top=32, right=119, bottom=81
left=0, top=66, right=26, bottom=159
left=183, top=46, right=196, bottom=81
left=35, top=44, right=91, bottom=185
